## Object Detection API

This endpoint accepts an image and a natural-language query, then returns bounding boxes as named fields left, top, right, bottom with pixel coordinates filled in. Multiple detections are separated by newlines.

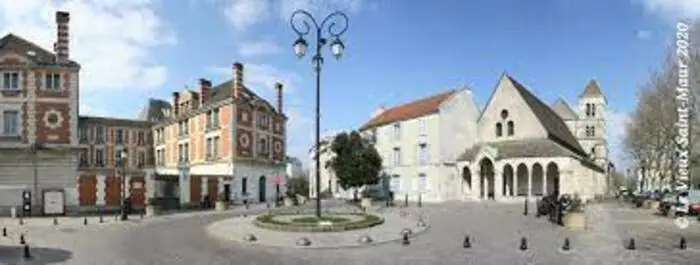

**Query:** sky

left=0, top=0, right=697, bottom=171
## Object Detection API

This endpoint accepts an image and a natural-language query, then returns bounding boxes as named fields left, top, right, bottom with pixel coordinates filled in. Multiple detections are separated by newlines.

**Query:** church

left=320, top=74, right=610, bottom=202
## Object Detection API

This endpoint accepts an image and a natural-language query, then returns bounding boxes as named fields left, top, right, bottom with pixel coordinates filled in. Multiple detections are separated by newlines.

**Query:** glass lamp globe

left=293, top=37, right=308, bottom=58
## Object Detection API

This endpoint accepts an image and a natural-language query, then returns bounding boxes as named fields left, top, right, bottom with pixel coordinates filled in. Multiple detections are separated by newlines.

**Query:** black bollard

left=463, top=235, right=471, bottom=248
left=99, top=214, right=104, bottom=223
left=404, top=194, right=408, bottom=207
left=386, top=200, right=390, bottom=207
left=19, top=234, right=25, bottom=245
left=83, top=217, right=88, bottom=225
left=19, top=217, right=23, bottom=225
left=266, top=202, right=270, bottom=209
left=2, top=227, right=6, bottom=237
left=245, top=200, right=249, bottom=210
left=519, top=237, right=528, bottom=251
left=53, top=217, right=58, bottom=225
left=680, top=237, right=687, bottom=250
left=23, top=244, right=31, bottom=259
left=401, top=233, right=410, bottom=245
left=626, top=238, right=636, bottom=250
left=418, top=194, right=422, bottom=208
left=523, top=198, right=528, bottom=216
left=562, top=237, right=571, bottom=251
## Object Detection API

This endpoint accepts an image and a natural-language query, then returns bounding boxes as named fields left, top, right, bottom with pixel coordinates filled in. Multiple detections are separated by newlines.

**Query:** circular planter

left=215, top=201, right=228, bottom=212
left=145, top=205, right=160, bottom=217
left=562, top=212, right=586, bottom=230
left=284, top=197, right=295, bottom=207
left=361, top=197, right=373, bottom=209
left=254, top=212, right=384, bottom=233
left=648, top=201, right=660, bottom=210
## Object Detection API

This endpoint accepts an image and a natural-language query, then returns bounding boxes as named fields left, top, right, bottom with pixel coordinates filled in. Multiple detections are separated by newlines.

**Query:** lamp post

left=607, top=162, right=615, bottom=197
left=290, top=9, right=348, bottom=218
left=118, top=149, right=128, bottom=221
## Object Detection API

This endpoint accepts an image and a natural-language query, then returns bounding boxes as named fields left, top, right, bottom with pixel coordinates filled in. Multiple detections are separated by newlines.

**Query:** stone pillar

left=490, top=168, right=499, bottom=201
left=96, top=174, right=106, bottom=206
left=473, top=169, right=481, bottom=200
left=201, top=176, right=208, bottom=199
left=179, top=169, right=190, bottom=205
left=125, top=174, right=131, bottom=198
left=145, top=171, right=155, bottom=199
left=513, top=172, right=518, bottom=197
left=542, top=173, right=547, bottom=196
left=527, top=169, right=532, bottom=198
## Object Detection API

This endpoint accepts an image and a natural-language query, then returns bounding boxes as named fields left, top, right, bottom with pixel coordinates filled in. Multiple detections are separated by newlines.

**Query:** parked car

left=658, top=191, right=679, bottom=216
left=687, top=190, right=700, bottom=215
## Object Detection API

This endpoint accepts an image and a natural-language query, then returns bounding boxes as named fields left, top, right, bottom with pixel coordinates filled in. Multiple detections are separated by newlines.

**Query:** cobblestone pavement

left=1, top=200, right=698, bottom=264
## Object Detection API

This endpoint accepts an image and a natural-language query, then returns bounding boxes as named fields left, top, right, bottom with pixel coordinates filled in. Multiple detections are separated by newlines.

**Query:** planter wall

left=562, top=212, right=586, bottom=230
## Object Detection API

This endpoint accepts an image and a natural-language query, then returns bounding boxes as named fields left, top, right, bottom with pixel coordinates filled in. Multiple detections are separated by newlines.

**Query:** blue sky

left=1, top=0, right=697, bottom=170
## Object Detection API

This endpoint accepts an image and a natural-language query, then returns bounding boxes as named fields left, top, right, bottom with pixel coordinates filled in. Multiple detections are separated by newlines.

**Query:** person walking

left=676, top=191, right=690, bottom=217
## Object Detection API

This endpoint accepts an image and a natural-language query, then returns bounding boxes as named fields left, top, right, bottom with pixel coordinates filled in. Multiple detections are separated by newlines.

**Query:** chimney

left=55, top=11, right=70, bottom=63
left=172, top=92, right=180, bottom=115
left=275, top=82, right=283, bottom=113
left=233, top=62, right=243, bottom=99
left=199, top=78, right=212, bottom=105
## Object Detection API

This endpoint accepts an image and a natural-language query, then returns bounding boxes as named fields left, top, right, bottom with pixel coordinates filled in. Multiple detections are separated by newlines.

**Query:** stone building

left=358, top=74, right=610, bottom=202
left=150, top=62, right=287, bottom=209
left=75, top=116, right=155, bottom=212
left=0, top=11, right=81, bottom=214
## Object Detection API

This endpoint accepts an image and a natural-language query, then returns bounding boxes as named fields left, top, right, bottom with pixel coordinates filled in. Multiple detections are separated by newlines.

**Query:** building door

left=258, top=176, right=266, bottom=202
left=223, top=184, right=231, bottom=201
left=479, top=158, right=495, bottom=200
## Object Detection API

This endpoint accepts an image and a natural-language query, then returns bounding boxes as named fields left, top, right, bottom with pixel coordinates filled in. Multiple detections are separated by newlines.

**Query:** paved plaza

left=0, top=200, right=698, bottom=264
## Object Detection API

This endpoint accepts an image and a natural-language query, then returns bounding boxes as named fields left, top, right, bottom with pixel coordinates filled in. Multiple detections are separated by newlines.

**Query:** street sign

left=272, top=175, right=284, bottom=185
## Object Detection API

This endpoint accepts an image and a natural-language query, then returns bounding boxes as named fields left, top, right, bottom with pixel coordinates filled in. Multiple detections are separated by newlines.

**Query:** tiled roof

left=506, top=76, right=587, bottom=158
left=551, top=98, right=578, bottom=120
left=579, top=79, right=604, bottom=98
left=0, top=33, right=80, bottom=67
left=79, top=116, right=153, bottom=127
left=204, top=80, right=279, bottom=114
left=359, top=90, right=457, bottom=130
left=456, top=139, right=604, bottom=172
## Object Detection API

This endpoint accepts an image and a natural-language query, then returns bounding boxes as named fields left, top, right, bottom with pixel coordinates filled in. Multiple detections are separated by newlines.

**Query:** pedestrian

left=676, top=191, right=690, bottom=217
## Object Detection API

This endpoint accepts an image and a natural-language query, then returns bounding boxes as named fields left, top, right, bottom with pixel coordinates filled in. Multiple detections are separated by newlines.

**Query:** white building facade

left=359, top=74, right=610, bottom=203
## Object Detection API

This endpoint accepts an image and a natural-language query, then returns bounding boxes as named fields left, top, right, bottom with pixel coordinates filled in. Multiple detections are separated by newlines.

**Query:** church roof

left=359, top=89, right=458, bottom=130
left=506, top=76, right=587, bottom=157
left=0, top=33, right=80, bottom=67
left=456, top=139, right=604, bottom=172
left=551, top=98, right=578, bottom=120
left=579, top=79, right=604, bottom=99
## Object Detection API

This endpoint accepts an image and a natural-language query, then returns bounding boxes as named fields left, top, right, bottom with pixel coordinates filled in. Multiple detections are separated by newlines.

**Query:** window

left=258, top=137, right=268, bottom=155
left=390, top=174, right=401, bottom=192
left=137, top=131, right=144, bottom=145
left=507, top=121, right=514, bottom=136
left=213, top=136, right=219, bottom=158
left=242, top=177, right=248, bottom=195
left=418, top=173, right=427, bottom=192
left=585, top=126, right=596, bottom=137
left=2, top=72, right=19, bottom=90
left=591, top=104, right=596, bottom=117
left=392, top=147, right=401, bottom=166
left=178, top=144, right=183, bottom=162
left=79, top=149, right=88, bottom=165
left=206, top=138, right=212, bottom=159
left=258, top=114, right=269, bottom=129
left=418, top=143, right=429, bottom=165
left=2, top=110, right=19, bottom=136
left=95, top=126, right=104, bottom=143
left=178, top=121, right=188, bottom=136
left=115, top=129, right=124, bottom=144
left=79, top=127, right=88, bottom=143
left=45, top=73, right=61, bottom=91
left=418, top=119, right=426, bottom=134
left=138, top=151, right=145, bottom=167
left=95, top=149, right=104, bottom=166
left=500, top=109, right=509, bottom=119
left=495, top=123, right=503, bottom=137
left=590, top=126, right=595, bottom=137
left=585, top=103, right=596, bottom=118
left=207, top=108, right=220, bottom=130
left=393, top=123, right=401, bottom=140
left=124, top=130, right=130, bottom=144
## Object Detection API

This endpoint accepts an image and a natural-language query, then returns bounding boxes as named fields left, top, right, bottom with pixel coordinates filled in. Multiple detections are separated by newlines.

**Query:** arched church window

left=495, top=123, right=503, bottom=137
left=590, top=104, right=596, bottom=117
left=590, top=126, right=595, bottom=137
left=507, top=121, right=514, bottom=136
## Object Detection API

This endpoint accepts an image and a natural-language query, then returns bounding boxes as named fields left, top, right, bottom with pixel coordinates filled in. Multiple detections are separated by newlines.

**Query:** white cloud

left=279, top=0, right=363, bottom=21
left=224, top=0, right=270, bottom=31
left=0, top=0, right=176, bottom=92
left=636, top=30, right=652, bottom=40
left=237, top=40, right=281, bottom=57
left=635, top=0, right=700, bottom=20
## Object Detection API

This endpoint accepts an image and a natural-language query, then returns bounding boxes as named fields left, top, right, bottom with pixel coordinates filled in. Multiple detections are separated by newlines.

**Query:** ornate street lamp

left=118, top=149, right=128, bottom=221
left=290, top=9, right=348, bottom=218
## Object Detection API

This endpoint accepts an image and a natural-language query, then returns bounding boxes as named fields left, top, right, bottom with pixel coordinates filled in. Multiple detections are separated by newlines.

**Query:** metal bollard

left=23, top=244, right=31, bottom=259
left=680, top=237, right=687, bottom=250
left=463, top=235, right=471, bottom=248
left=83, top=217, right=88, bottom=225
left=626, top=238, right=636, bottom=250
left=53, top=217, right=58, bottom=225
left=401, top=233, right=410, bottom=245
left=2, top=227, right=6, bottom=237
left=19, top=234, right=25, bottom=245
left=562, top=237, right=570, bottom=251
left=519, top=237, right=527, bottom=251
left=523, top=198, right=528, bottom=216
left=404, top=194, right=408, bottom=207
left=418, top=194, right=422, bottom=208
